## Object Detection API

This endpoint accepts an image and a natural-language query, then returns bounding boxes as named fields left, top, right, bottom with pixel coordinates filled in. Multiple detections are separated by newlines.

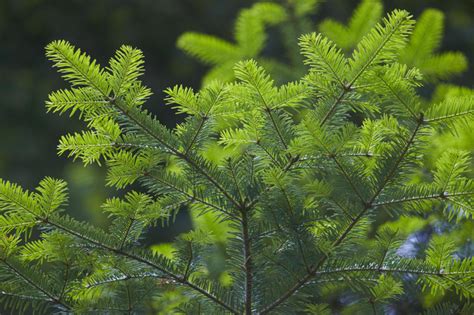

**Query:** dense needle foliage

left=0, top=1, right=473, bottom=314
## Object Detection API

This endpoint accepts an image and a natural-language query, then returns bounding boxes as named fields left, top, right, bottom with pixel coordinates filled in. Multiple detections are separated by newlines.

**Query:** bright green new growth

left=320, top=0, right=467, bottom=81
left=0, top=3, right=473, bottom=315
left=319, top=0, right=384, bottom=51
left=177, top=0, right=321, bottom=85
left=319, top=1, right=467, bottom=82
left=179, top=0, right=467, bottom=85
left=177, top=2, right=288, bottom=84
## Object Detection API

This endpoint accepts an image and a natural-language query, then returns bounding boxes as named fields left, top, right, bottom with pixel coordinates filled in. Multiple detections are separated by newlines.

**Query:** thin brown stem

left=242, top=210, right=253, bottom=315
left=119, top=217, right=135, bottom=250
left=183, top=242, right=193, bottom=281
left=58, top=263, right=70, bottom=301
left=319, top=89, right=348, bottom=127
left=248, top=73, right=288, bottom=151
left=332, top=155, right=366, bottom=204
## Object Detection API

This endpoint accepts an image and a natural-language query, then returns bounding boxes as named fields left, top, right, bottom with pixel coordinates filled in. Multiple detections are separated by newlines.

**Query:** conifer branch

left=183, top=85, right=223, bottom=155
left=183, top=242, right=193, bottom=281
left=348, top=12, right=410, bottom=87
left=3, top=6, right=473, bottom=313
left=46, top=41, right=109, bottom=98
left=261, top=252, right=300, bottom=282
left=261, top=118, right=424, bottom=313
left=368, top=117, right=423, bottom=205
left=424, top=110, right=474, bottom=123
left=43, top=218, right=240, bottom=314
left=319, top=88, right=350, bottom=127
left=245, top=154, right=300, bottom=211
left=119, top=217, right=135, bottom=250
left=298, top=121, right=367, bottom=204
left=265, top=107, right=289, bottom=150
left=332, top=199, right=355, bottom=221
left=238, top=61, right=290, bottom=150
left=279, top=184, right=310, bottom=271
left=58, top=262, right=70, bottom=301
left=373, top=191, right=474, bottom=207
left=375, top=72, right=418, bottom=119
left=0, top=182, right=237, bottom=311
left=112, top=98, right=242, bottom=209
left=331, top=155, right=367, bottom=204
left=227, top=159, right=245, bottom=205
left=0, top=190, right=238, bottom=315
left=0, top=259, right=71, bottom=311
left=0, top=291, right=52, bottom=302
left=84, top=273, right=170, bottom=289
left=313, top=266, right=474, bottom=277
left=260, top=102, right=289, bottom=152
left=321, top=11, right=412, bottom=125
left=184, top=116, right=206, bottom=156
left=148, top=173, right=241, bottom=221
left=256, top=142, right=282, bottom=167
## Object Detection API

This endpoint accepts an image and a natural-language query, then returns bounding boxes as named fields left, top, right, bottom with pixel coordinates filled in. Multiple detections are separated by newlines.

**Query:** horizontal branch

left=314, top=266, right=474, bottom=277
left=85, top=272, right=172, bottom=289
left=373, top=191, right=474, bottom=207
left=424, top=110, right=474, bottom=123
left=0, top=290, right=52, bottom=302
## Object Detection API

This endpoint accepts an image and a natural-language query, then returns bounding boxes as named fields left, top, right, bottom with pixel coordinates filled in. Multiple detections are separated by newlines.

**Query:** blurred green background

left=1, top=0, right=473, bottom=240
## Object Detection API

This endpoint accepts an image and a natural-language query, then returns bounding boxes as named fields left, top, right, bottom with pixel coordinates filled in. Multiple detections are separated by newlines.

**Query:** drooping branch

left=373, top=191, right=474, bottom=207
left=313, top=266, right=474, bottom=277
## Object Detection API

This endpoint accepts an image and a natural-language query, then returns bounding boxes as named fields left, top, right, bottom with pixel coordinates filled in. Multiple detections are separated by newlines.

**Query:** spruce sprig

left=0, top=3, right=473, bottom=314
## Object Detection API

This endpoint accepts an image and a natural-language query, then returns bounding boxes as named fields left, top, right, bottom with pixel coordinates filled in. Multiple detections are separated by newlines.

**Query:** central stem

left=242, top=210, right=252, bottom=314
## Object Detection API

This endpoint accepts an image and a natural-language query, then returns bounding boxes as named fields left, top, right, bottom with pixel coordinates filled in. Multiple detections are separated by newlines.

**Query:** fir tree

left=0, top=1, right=473, bottom=314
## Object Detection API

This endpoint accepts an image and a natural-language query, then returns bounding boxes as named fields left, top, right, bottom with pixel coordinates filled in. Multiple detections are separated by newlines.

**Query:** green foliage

left=399, top=9, right=468, bottom=81
left=177, top=2, right=288, bottom=84
left=0, top=1, right=473, bottom=314
left=179, top=0, right=467, bottom=86
left=320, top=0, right=384, bottom=51
left=177, top=0, right=321, bottom=84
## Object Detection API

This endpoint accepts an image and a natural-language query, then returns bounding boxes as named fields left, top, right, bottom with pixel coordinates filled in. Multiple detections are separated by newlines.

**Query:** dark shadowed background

left=1, top=0, right=473, bottom=240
